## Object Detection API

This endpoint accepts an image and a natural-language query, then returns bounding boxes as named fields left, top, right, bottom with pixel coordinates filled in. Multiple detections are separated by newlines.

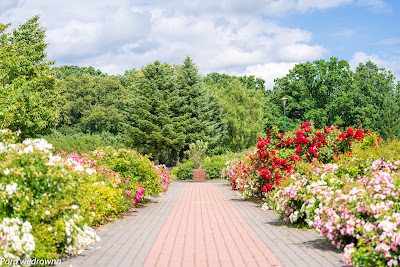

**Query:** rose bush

left=223, top=122, right=375, bottom=198
left=223, top=122, right=390, bottom=266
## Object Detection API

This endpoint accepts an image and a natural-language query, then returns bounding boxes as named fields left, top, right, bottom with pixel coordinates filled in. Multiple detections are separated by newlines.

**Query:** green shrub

left=174, top=152, right=245, bottom=180
left=42, top=131, right=123, bottom=154
left=175, top=160, right=194, bottom=180
left=77, top=176, right=130, bottom=226
left=91, top=147, right=164, bottom=197
left=204, top=155, right=230, bottom=180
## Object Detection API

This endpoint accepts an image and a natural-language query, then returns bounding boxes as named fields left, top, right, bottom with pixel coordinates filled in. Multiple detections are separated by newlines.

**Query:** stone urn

left=193, top=169, right=206, bottom=182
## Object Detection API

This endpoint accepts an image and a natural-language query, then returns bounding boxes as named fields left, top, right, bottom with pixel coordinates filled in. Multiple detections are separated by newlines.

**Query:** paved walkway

left=61, top=181, right=344, bottom=267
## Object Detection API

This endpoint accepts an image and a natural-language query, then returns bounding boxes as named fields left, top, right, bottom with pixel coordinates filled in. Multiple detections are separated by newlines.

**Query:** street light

left=280, top=98, right=288, bottom=133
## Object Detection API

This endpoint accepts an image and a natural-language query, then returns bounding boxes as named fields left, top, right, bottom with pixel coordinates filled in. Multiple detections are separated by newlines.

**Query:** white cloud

left=350, top=52, right=400, bottom=81
left=243, top=62, right=299, bottom=89
left=1, top=0, right=392, bottom=89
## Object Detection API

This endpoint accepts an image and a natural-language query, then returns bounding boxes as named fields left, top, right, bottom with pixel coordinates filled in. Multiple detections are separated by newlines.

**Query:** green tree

left=174, top=57, right=226, bottom=154
left=352, top=61, right=397, bottom=135
left=271, top=58, right=353, bottom=130
left=0, top=16, right=58, bottom=139
left=51, top=65, right=107, bottom=79
left=211, top=78, right=264, bottom=151
left=57, top=74, right=126, bottom=135
left=124, top=61, right=185, bottom=164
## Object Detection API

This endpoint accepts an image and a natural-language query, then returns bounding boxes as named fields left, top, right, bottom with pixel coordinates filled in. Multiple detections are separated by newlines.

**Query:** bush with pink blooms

left=222, top=122, right=400, bottom=266
left=0, top=129, right=173, bottom=263
left=58, top=147, right=173, bottom=225
left=260, top=138, right=400, bottom=266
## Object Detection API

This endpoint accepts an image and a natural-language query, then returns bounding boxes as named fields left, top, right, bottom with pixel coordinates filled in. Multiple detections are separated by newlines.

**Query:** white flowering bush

left=0, top=129, right=99, bottom=264
left=0, top=218, right=35, bottom=260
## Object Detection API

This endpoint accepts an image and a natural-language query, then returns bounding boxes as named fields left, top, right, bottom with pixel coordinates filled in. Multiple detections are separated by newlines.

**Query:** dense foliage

left=0, top=16, right=58, bottom=139
left=0, top=130, right=172, bottom=264
left=267, top=58, right=400, bottom=140
left=56, top=74, right=126, bottom=135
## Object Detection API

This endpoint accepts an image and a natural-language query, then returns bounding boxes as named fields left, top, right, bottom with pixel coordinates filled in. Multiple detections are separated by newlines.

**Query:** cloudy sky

left=1, top=0, right=399, bottom=88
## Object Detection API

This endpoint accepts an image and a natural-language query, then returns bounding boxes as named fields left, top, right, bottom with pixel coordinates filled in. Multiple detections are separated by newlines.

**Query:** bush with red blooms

left=223, top=122, right=378, bottom=198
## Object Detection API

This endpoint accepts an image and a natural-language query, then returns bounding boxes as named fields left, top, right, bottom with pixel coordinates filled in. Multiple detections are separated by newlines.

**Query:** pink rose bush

left=262, top=155, right=400, bottom=266
left=223, top=122, right=392, bottom=266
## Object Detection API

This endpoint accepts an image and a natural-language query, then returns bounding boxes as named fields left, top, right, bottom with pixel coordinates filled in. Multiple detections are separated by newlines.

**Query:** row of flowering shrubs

left=222, top=122, right=400, bottom=266
left=0, top=130, right=172, bottom=265
left=222, top=122, right=378, bottom=198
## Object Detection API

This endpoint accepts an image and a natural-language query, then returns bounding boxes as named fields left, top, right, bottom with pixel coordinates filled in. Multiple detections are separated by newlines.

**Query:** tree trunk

left=154, top=152, right=160, bottom=165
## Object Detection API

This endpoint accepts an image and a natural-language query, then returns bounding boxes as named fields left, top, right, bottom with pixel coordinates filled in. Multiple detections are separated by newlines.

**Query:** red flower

left=315, top=132, right=322, bottom=137
left=257, top=141, right=264, bottom=148
left=358, top=122, right=362, bottom=125
left=281, top=159, right=287, bottom=165
left=266, top=183, right=272, bottom=191
left=295, top=146, right=301, bottom=153
left=275, top=172, right=280, bottom=179
left=296, top=130, right=304, bottom=138
left=347, top=128, right=355, bottom=136
left=312, top=137, right=318, bottom=142
left=339, top=133, right=346, bottom=140
left=355, top=129, right=364, bottom=137
left=307, top=147, right=314, bottom=153
left=285, top=138, right=291, bottom=146
left=313, top=152, right=318, bottom=158
left=320, top=136, right=326, bottom=144
left=261, top=187, right=267, bottom=192
left=324, top=127, right=330, bottom=134
left=268, top=129, right=273, bottom=133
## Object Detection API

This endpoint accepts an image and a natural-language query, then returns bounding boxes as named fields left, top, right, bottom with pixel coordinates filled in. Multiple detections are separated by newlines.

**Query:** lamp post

left=280, top=98, right=288, bottom=133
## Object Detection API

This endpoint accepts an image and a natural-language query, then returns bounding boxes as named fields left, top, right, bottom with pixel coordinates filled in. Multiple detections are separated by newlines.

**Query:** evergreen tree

left=124, top=61, right=185, bottom=164
left=174, top=57, right=226, bottom=154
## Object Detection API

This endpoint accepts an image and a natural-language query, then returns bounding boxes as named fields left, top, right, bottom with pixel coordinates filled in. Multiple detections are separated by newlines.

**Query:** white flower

left=85, top=168, right=94, bottom=175
left=48, top=226, right=53, bottom=231
left=71, top=204, right=78, bottom=210
left=22, top=145, right=34, bottom=154
left=75, top=165, right=84, bottom=172
left=5, top=183, right=18, bottom=195
left=45, top=210, right=50, bottom=216
left=22, top=221, right=32, bottom=233
left=4, top=168, right=10, bottom=175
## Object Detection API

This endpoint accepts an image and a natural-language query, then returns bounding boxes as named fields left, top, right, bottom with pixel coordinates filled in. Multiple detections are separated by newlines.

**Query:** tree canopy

left=0, top=16, right=58, bottom=139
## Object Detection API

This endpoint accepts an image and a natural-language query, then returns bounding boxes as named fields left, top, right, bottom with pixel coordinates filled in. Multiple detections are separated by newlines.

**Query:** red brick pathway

left=143, top=183, right=282, bottom=267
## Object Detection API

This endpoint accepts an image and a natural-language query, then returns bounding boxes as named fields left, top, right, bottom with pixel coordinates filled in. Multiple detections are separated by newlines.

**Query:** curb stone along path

left=214, top=181, right=345, bottom=267
left=60, top=182, right=188, bottom=267
left=144, top=182, right=282, bottom=267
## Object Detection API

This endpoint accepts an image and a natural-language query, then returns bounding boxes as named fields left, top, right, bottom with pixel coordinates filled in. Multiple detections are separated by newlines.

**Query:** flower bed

left=223, top=122, right=377, bottom=199
left=0, top=130, right=172, bottom=264
left=222, top=122, right=396, bottom=266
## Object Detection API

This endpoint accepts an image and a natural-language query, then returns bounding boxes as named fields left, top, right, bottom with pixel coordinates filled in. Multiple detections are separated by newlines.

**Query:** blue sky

left=0, top=0, right=399, bottom=89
